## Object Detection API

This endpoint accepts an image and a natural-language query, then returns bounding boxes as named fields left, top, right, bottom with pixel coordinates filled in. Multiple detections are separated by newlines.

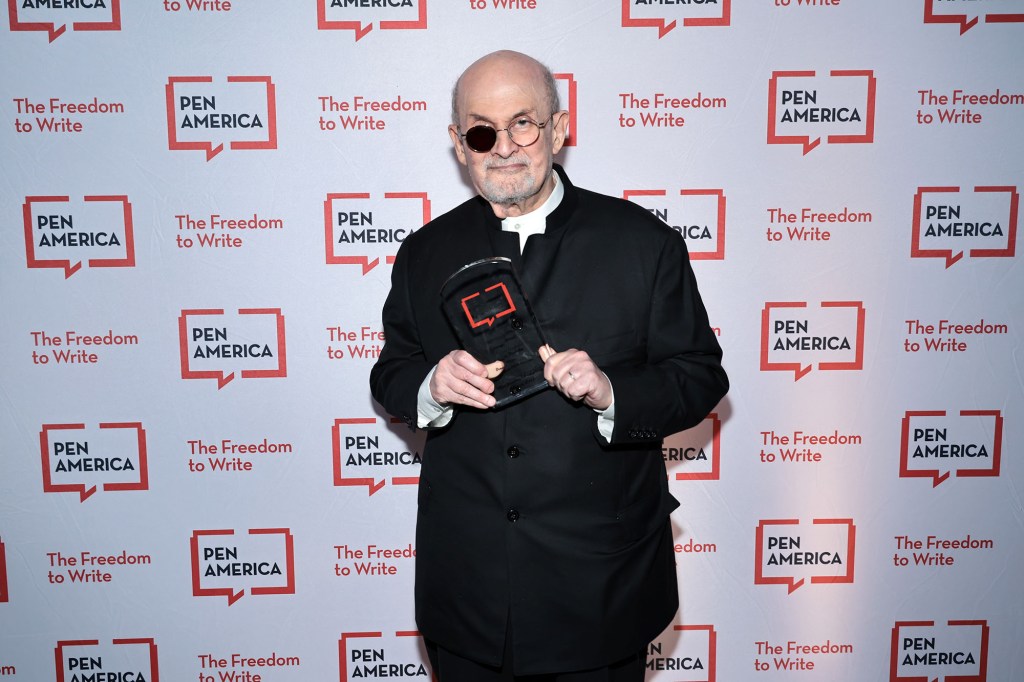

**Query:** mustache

left=484, top=156, right=529, bottom=169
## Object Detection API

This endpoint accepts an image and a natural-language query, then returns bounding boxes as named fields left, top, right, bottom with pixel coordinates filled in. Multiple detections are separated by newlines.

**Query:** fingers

left=541, top=344, right=580, bottom=394
left=538, top=345, right=612, bottom=410
left=539, top=344, right=555, bottom=362
left=484, top=360, right=505, bottom=379
left=430, top=351, right=502, bottom=409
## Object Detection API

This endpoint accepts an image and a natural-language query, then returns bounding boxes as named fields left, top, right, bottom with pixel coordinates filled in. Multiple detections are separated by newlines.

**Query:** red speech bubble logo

left=890, top=619, right=989, bottom=682
left=768, top=70, right=876, bottom=155
left=621, top=0, right=731, bottom=37
left=316, top=0, right=426, bottom=40
left=924, top=0, right=1024, bottom=34
left=8, top=0, right=121, bottom=42
left=755, top=518, right=856, bottom=594
left=23, top=195, right=135, bottom=278
left=191, top=528, right=295, bottom=606
left=325, top=192, right=430, bottom=274
left=900, top=410, right=1002, bottom=487
left=178, top=308, right=287, bottom=388
left=912, top=186, right=1018, bottom=268
left=647, top=624, right=716, bottom=682
left=339, top=631, right=426, bottom=682
left=339, top=632, right=385, bottom=682
left=40, top=422, right=148, bottom=502
left=624, top=188, right=727, bottom=260
left=462, top=282, right=516, bottom=328
left=166, top=75, right=277, bottom=161
left=55, top=638, right=159, bottom=682
left=761, top=301, right=866, bottom=380
left=664, top=413, right=721, bottom=482
left=680, top=189, right=726, bottom=259
left=333, top=417, right=422, bottom=495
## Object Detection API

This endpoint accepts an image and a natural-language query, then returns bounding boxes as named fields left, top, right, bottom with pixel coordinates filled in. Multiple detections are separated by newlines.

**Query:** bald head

left=450, top=50, right=560, bottom=127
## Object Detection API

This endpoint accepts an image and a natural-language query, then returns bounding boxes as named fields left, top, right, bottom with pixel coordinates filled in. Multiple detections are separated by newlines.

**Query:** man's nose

left=491, top=129, right=519, bottom=157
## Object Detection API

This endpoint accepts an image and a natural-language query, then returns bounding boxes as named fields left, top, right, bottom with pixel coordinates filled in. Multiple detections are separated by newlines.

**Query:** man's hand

left=539, top=344, right=612, bottom=411
left=429, top=350, right=504, bottom=409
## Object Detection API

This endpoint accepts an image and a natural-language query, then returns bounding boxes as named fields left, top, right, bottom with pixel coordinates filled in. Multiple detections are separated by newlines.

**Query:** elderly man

left=369, top=50, right=728, bottom=681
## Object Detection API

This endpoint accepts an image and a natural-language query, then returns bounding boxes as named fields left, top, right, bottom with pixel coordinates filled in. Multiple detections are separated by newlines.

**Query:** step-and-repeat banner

left=2, top=2, right=1022, bottom=680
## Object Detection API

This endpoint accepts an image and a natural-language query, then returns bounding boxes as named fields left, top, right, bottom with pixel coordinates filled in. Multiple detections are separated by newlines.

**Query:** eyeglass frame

left=456, top=113, right=558, bottom=153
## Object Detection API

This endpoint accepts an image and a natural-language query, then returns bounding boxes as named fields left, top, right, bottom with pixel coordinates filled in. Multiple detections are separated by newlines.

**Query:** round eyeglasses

left=459, top=114, right=554, bottom=153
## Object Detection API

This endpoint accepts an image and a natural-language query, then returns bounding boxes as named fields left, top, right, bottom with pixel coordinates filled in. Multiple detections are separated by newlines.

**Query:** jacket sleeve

left=601, top=232, right=728, bottom=445
left=368, top=238, right=435, bottom=430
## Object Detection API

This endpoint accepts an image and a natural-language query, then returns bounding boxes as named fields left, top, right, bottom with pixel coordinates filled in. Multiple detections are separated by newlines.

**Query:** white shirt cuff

left=595, top=378, right=615, bottom=443
left=417, top=366, right=455, bottom=428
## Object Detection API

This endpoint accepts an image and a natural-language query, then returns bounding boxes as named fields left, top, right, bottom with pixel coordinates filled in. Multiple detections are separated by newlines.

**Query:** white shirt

left=500, top=169, right=564, bottom=252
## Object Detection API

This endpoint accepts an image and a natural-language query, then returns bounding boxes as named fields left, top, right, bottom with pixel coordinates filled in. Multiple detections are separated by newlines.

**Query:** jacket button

left=510, top=316, right=523, bottom=330
left=507, top=445, right=520, bottom=458
left=506, top=508, right=520, bottom=522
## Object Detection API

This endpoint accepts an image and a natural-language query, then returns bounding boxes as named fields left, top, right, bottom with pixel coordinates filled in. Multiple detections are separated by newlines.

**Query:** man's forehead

left=458, top=78, right=545, bottom=122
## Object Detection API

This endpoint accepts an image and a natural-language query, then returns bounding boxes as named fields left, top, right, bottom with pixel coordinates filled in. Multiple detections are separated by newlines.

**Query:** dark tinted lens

left=465, top=126, right=497, bottom=152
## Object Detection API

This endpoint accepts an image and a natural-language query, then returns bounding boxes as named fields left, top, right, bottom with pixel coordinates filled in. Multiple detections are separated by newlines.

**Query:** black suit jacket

left=369, top=166, right=728, bottom=675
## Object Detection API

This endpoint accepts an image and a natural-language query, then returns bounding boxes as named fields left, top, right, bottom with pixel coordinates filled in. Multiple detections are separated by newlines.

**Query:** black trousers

left=425, top=631, right=648, bottom=682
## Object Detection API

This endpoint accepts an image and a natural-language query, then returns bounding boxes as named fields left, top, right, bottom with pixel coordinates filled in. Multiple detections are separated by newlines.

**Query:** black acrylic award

left=440, top=257, right=550, bottom=407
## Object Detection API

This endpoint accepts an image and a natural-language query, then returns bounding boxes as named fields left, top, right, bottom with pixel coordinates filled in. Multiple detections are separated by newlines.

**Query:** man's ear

left=448, top=124, right=468, bottom=166
left=550, top=110, right=570, bottom=155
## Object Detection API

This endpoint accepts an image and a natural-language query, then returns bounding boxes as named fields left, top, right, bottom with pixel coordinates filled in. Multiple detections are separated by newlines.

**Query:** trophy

left=440, top=257, right=550, bottom=407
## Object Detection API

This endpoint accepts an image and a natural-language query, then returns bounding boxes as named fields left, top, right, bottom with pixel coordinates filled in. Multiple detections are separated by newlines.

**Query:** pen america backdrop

left=1, top=1, right=1022, bottom=680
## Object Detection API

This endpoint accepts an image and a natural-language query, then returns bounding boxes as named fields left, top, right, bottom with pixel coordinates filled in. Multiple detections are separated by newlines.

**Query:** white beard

left=479, top=157, right=541, bottom=206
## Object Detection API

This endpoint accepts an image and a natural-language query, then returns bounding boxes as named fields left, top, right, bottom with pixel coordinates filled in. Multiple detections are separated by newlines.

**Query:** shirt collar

left=501, top=171, right=564, bottom=249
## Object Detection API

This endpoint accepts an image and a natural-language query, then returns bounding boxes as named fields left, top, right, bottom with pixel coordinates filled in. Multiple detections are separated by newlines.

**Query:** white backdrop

left=2, top=1, right=1023, bottom=681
